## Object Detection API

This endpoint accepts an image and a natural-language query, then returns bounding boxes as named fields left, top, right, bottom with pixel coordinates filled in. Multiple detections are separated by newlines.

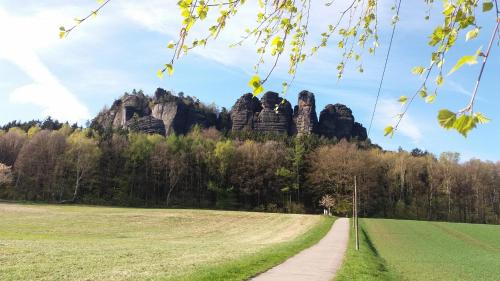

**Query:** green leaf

left=447, top=53, right=478, bottom=75
left=419, top=87, right=428, bottom=98
left=474, top=112, right=491, bottom=124
left=384, top=126, right=394, bottom=137
left=166, top=64, right=174, bottom=76
left=248, top=75, right=264, bottom=96
left=429, top=26, right=445, bottom=46
left=167, top=41, right=175, bottom=49
left=425, top=95, right=436, bottom=104
left=271, top=36, right=283, bottom=55
left=398, top=96, right=407, bottom=105
left=483, top=1, right=493, bottom=12
left=196, top=5, right=208, bottom=20
left=465, top=28, right=480, bottom=41
left=437, top=109, right=456, bottom=129
left=271, top=36, right=282, bottom=46
left=443, top=3, right=455, bottom=16
left=436, top=74, right=444, bottom=86
left=411, top=66, right=426, bottom=75
left=59, top=30, right=66, bottom=39
left=157, top=69, right=164, bottom=79
left=453, top=115, right=476, bottom=137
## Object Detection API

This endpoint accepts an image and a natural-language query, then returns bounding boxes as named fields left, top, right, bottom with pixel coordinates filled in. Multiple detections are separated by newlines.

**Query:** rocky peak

left=352, top=122, right=368, bottom=140
left=93, top=88, right=217, bottom=136
left=230, top=93, right=261, bottom=131
left=254, top=92, right=293, bottom=135
left=292, top=90, right=318, bottom=136
left=318, top=103, right=359, bottom=140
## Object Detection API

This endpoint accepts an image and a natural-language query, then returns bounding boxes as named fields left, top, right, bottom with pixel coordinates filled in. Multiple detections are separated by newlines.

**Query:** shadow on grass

left=360, top=226, right=394, bottom=274
left=335, top=220, right=399, bottom=281
left=361, top=227, right=380, bottom=257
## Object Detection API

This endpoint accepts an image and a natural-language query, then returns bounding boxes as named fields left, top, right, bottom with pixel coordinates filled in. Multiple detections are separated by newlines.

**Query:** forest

left=0, top=119, right=498, bottom=225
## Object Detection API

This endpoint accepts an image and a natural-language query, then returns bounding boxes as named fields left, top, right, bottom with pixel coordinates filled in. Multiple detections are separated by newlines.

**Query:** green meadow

left=2, top=202, right=499, bottom=281
left=336, top=218, right=500, bottom=281
left=0, top=203, right=332, bottom=281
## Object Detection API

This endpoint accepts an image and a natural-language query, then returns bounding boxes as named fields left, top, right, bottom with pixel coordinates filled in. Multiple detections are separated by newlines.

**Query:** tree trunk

left=72, top=172, right=80, bottom=202
left=166, top=185, right=176, bottom=207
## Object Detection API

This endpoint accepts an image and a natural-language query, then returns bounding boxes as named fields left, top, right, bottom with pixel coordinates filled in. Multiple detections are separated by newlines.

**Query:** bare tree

left=0, top=128, right=27, bottom=166
left=319, top=194, right=335, bottom=216
left=0, top=163, right=13, bottom=187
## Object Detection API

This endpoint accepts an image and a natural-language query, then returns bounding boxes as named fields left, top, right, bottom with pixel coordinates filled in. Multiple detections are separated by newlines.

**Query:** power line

left=367, top=0, right=402, bottom=137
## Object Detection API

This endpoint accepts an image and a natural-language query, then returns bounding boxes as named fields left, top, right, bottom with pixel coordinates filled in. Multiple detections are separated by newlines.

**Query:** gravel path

left=250, top=217, right=350, bottom=281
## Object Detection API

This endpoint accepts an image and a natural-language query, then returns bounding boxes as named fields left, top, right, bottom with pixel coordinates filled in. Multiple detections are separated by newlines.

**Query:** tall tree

left=65, top=130, right=101, bottom=202
left=0, top=128, right=27, bottom=166
left=0, top=163, right=12, bottom=187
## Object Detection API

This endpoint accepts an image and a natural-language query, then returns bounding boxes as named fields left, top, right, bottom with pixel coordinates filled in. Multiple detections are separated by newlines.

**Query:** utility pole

left=352, top=186, right=355, bottom=230
left=354, top=175, right=359, bottom=251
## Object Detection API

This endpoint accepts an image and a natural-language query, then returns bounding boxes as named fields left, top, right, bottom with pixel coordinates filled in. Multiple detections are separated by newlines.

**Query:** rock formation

left=93, top=88, right=217, bottom=135
left=93, top=90, right=151, bottom=129
left=352, top=122, right=368, bottom=140
left=318, top=104, right=356, bottom=140
left=126, top=116, right=166, bottom=135
left=93, top=88, right=368, bottom=141
left=292, top=90, right=318, bottom=136
left=230, top=93, right=261, bottom=131
left=254, top=92, right=293, bottom=134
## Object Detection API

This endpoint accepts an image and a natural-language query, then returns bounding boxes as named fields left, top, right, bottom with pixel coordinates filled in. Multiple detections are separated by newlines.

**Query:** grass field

left=0, top=202, right=333, bottom=281
left=336, top=218, right=500, bottom=281
left=335, top=220, right=398, bottom=281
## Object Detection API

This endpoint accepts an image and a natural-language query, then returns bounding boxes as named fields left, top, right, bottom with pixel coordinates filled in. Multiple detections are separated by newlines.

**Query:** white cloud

left=0, top=6, right=90, bottom=123
left=376, top=99, right=423, bottom=143
left=447, top=79, right=472, bottom=97
left=115, top=0, right=392, bottom=74
left=116, top=0, right=260, bottom=68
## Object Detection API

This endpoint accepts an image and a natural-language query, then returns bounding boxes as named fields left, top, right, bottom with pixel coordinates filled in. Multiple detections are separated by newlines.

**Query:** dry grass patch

left=0, top=203, right=329, bottom=281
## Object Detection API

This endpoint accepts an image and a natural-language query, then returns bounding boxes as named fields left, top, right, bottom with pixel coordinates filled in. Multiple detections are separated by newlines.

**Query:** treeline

left=0, top=117, right=80, bottom=132
left=0, top=125, right=498, bottom=224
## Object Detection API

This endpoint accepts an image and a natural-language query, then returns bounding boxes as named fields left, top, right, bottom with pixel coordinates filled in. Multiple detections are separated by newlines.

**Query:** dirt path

left=250, top=217, right=350, bottom=281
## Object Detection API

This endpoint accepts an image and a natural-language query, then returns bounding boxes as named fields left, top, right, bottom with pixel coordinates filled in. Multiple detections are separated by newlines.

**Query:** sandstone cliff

left=92, top=88, right=367, bottom=141
left=93, top=89, right=217, bottom=135
left=254, top=92, right=293, bottom=135
left=230, top=93, right=261, bottom=131
left=292, top=90, right=318, bottom=136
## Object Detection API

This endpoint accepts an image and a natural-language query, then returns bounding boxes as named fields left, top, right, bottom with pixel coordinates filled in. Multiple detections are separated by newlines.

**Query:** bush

left=266, top=203, right=280, bottom=213
left=288, top=202, right=306, bottom=214
left=253, top=205, right=266, bottom=212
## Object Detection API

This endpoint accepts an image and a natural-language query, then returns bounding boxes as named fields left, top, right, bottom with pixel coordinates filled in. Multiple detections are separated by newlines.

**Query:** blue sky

left=0, top=0, right=499, bottom=161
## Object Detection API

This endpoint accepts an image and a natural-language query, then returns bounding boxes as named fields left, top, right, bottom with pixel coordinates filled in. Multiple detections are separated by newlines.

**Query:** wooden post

left=352, top=188, right=355, bottom=230
left=354, top=175, right=359, bottom=251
